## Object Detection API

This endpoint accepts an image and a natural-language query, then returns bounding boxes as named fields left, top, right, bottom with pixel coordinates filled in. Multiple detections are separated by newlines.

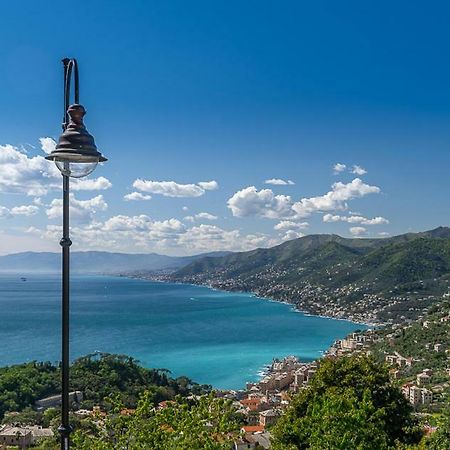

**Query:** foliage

left=0, top=353, right=210, bottom=419
left=427, top=407, right=450, bottom=449
left=271, top=355, right=422, bottom=450
left=171, top=228, right=450, bottom=322
left=71, top=392, right=242, bottom=450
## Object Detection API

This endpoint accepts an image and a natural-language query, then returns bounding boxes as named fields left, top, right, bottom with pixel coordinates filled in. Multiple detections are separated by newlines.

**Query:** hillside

left=329, top=299, right=450, bottom=416
left=166, top=227, right=450, bottom=324
left=0, top=250, right=231, bottom=274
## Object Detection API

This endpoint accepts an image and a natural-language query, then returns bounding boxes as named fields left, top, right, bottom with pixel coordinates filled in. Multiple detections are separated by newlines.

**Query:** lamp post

left=46, top=58, right=107, bottom=450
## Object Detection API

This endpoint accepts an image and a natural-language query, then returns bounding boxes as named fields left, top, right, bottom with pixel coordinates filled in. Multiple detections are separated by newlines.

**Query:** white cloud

left=0, top=207, right=11, bottom=218
left=378, top=232, right=390, bottom=237
left=350, top=226, right=367, bottom=236
left=274, top=221, right=309, bottom=231
left=133, top=179, right=205, bottom=198
left=184, top=212, right=218, bottom=222
left=10, top=205, right=39, bottom=216
left=124, top=192, right=152, bottom=201
left=39, top=137, right=56, bottom=155
left=323, top=213, right=389, bottom=225
left=333, top=163, right=347, bottom=174
left=46, top=194, right=107, bottom=223
left=72, top=177, right=112, bottom=191
left=29, top=212, right=280, bottom=255
left=177, top=225, right=275, bottom=253
left=0, top=144, right=60, bottom=196
left=292, top=178, right=380, bottom=218
left=227, top=186, right=294, bottom=219
left=280, top=230, right=305, bottom=241
left=182, top=206, right=189, bottom=211
left=0, top=204, right=40, bottom=218
left=198, top=180, right=219, bottom=191
left=228, top=179, right=381, bottom=221
left=265, top=178, right=295, bottom=186
left=351, top=165, right=367, bottom=176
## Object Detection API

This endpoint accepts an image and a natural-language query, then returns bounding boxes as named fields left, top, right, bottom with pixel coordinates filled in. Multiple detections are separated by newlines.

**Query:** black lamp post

left=46, top=58, right=107, bottom=450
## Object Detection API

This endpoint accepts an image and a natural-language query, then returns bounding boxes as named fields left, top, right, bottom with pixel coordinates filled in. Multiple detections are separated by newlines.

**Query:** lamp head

left=46, top=104, right=107, bottom=178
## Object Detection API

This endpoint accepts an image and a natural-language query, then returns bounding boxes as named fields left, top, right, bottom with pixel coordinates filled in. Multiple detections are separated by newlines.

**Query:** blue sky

left=0, top=0, right=450, bottom=255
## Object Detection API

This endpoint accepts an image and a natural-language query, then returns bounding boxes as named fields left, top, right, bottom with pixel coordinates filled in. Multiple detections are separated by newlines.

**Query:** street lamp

left=46, top=58, right=107, bottom=450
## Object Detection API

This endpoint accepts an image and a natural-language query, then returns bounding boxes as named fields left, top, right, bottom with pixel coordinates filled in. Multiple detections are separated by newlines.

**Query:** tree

left=427, top=407, right=450, bottom=449
left=72, top=392, right=242, bottom=449
left=271, top=355, right=422, bottom=449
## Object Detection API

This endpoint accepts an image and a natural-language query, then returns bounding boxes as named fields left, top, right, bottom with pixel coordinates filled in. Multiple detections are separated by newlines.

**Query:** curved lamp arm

left=62, top=58, right=80, bottom=131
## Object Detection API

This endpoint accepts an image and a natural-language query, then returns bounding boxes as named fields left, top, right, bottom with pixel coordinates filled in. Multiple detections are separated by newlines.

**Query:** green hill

left=169, top=227, right=450, bottom=324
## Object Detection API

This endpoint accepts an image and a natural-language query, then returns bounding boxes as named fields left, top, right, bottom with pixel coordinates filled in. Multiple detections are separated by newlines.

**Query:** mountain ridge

left=166, top=227, right=450, bottom=324
left=0, top=250, right=231, bottom=274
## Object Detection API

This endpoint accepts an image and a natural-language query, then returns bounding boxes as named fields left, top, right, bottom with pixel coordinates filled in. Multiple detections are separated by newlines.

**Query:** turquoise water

left=0, top=274, right=364, bottom=389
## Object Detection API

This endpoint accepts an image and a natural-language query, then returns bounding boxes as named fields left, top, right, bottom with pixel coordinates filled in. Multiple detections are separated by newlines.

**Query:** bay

left=0, top=273, right=364, bottom=389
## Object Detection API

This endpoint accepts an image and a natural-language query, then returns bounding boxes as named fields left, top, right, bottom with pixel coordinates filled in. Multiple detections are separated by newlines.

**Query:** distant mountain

left=0, top=251, right=231, bottom=274
left=169, top=227, right=450, bottom=324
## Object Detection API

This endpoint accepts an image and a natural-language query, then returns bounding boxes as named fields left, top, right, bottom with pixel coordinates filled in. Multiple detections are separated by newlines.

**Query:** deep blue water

left=0, top=274, right=364, bottom=389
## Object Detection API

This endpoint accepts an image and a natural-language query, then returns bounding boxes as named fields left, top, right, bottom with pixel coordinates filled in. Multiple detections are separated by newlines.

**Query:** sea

left=0, top=273, right=365, bottom=389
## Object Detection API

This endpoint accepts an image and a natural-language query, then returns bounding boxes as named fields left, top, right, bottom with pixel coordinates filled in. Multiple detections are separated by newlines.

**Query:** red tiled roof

left=241, top=425, right=265, bottom=433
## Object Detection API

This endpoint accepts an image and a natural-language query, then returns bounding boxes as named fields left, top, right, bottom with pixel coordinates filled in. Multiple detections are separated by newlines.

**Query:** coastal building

left=417, top=373, right=431, bottom=386
left=259, top=409, right=279, bottom=427
left=421, top=389, right=433, bottom=406
left=409, top=386, right=422, bottom=406
left=0, top=426, right=32, bottom=448
left=434, top=343, right=444, bottom=353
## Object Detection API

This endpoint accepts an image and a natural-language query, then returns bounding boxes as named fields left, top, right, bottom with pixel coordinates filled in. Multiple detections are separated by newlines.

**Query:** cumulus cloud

left=292, top=178, right=380, bottom=218
left=280, top=230, right=305, bottom=241
left=0, top=144, right=60, bottom=196
left=71, top=177, right=112, bottom=191
left=10, top=205, right=40, bottom=216
left=39, top=137, right=56, bottom=155
left=228, top=179, right=381, bottom=220
left=227, top=186, right=294, bottom=219
left=198, top=180, right=219, bottom=191
left=274, top=221, right=309, bottom=231
left=0, top=204, right=39, bottom=219
left=333, top=163, right=347, bottom=174
left=184, top=212, right=218, bottom=222
left=133, top=179, right=207, bottom=198
left=351, top=165, right=367, bottom=175
left=323, top=213, right=389, bottom=225
left=46, top=194, right=107, bottom=223
left=29, top=215, right=277, bottom=254
left=350, top=226, right=367, bottom=236
left=265, top=178, right=295, bottom=186
left=124, top=192, right=152, bottom=201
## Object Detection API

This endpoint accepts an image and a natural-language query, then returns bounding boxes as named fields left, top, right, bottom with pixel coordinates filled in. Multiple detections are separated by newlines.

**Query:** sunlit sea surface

left=0, top=274, right=365, bottom=389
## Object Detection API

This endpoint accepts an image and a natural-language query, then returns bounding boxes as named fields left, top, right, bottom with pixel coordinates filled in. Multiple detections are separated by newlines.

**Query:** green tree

left=271, top=355, right=422, bottom=450
left=72, top=392, right=242, bottom=449
left=427, top=407, right=450, bottom=449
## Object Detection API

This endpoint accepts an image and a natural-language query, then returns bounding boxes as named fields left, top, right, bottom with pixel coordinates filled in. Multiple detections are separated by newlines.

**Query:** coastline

left=117, top=272, right=372, bottom=387
left=120, top=272, right=375, bottom=328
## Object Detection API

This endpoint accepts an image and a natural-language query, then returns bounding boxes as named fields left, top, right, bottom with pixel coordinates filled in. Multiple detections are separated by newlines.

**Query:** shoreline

left=117, top=273, right=373, bottom=387
left=120, top=272, right=376, bottom=328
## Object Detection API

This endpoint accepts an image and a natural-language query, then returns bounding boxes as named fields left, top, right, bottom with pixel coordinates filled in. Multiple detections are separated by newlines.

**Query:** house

left=0, top=426, right=32, bottom=449
left=241, top=425, right=265, bottom=433
left=417, top=373, right=431, bottom=386
left=233, top=436, right=256, bottom=450
left=259, top=409, right=279, bottom=427
left=240, top=397, right=262, bottom=412
left=434, top=343, right=444, bottom=353
left=409, top=386, right=422, bottom=406
left=421, top=389, right=433, bottom=405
